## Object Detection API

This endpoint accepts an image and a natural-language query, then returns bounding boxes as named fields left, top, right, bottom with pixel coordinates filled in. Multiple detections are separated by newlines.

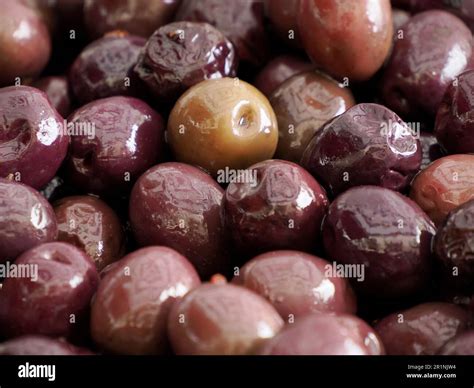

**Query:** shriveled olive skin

left=70, top=34, right=146, bottom=104
left=0, top=336, right=93, bottom=355
left=435, top=70, right=474, bottom=154
left=0, top=179, right=57, bottom=264
left=322, top=186, right=436, bottom=299
left=84, top=0, right=180, bottom=39
left=134, top=22, right=237, bottom=103
left=222, top=160, right=328, bottom=257
left=301, top=104, right=422, bottom=196
left=167, top=283, right=284, bottom=355
left=297, top=0, right=393, bottom=81
left=374, top=302, right=469, bottom=355
left=410, top=155, right=474, bottom=226
left=438, top=331, right=474, bottom=355
left=381, top=10, right=473, bottom=121
left=175, top=0, right=270, bottom=67
left=90, top=247, right=200, bottom=355
left=258, top=313, right=384, bottom=355
left=232, top=250, right=357, bottom=318
left=167, top=78, right=278, bottom=176
left=0, top=86, right=69, bottom=189
left=271, top=71, right=355, bottom=163
left=32, top=76, right=72, bottom=118
left=129, top=163, right=229, bottom=279
left=54, top=195, right=126, bottom=271
left=434, top=199, right=474, bottom=293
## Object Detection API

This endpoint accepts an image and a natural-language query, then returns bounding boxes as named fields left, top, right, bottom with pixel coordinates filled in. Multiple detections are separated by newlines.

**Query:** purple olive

left=322, top=186, right=436, bottom=299
left=175, top=0, right=270, bottom=67
left=90, top=246, right=200, bottom=355
left=380, top=10, right=473, bottom=121
left=222, top=159, right=329, bottom=258
left=232, top=250, right=357, bottom=319
left=264, top=0, right=301, bottom=48
left=301, top=103, right=422, bottom=196
left=438, top=330, right=474, bottom=355
left=0, top=178, right=57, bottom=263
left=69, top=33, right=146, bottom=104
left=129, top=162, right=229, bottom=279
left=0, top=336, right=93, bottom=355
left=374, top=302, right=470, bottom=355
left=258, top=313, right=384, bottom=355
left=31, top=76, right=72, bottom=118
left=167, top=283, right=284, bottom=355
left=64, top=96, right=164, bottom=195
left=0, top=86, right=69, bottom=189
left=0, top=242, right=99, bottom=339
left=435, top=70, right=474, bottom=154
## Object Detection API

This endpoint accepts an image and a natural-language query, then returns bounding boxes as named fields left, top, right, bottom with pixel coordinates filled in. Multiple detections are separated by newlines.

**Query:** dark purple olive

left=438, top=330, right=474, bottom=355
left=258, top=313, right=384, bottom=355
left=232, top=250, right=357, bottom=319
left=84, top=0, right=180, bottom=39
left=54, top=195, right=126, bottom=271
left=271, top=71, right=355, bottom=163
left=0, top=178, right=57, bottom=263
left=435, top=70, right=474, bottom=154
left=168, top=283, right=284, bottom=355
left=380, top=10, right=473, bottom=121
left=0, top=86, right=69, bottom=189
left=222, top=160, right=329, bottom=258
left=301, top=103, right=422, bottom=196
left=374, top=302, right=470, bottom=355
left=91, top=246, right=200, bottom=355
left=69, top=33, right=146, bottom=104
left=64, top=96, right=164, bottom=195
left=31, top=76, right=72, bottom=118
left=434, top=199, right=474, bottom=293
left=254, top=55, right=314, bottom=97
left=0, top=336, right=93, bottom=355
left=0, top=0, right=51, bottom=86
left=419, top=132, right=443, bottom=170
left=264, top=0, right=301, bottom=48
left=134, top=21, right=237, bottom=103
left=175, top=0, right=270, bottom=67
left=322, top=186, right=436, bottom=299
left=129, top=162, right=229, bottom=279
left=0, top=242, right=99, bottom=339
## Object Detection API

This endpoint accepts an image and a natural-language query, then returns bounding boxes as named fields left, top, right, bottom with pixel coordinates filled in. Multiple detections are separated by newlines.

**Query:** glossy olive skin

left=374, top=303, right=469, bottom=355
left=64, top=96, right=164, bottom=195
left=0, top=336, right=93, bottom=355
left=168, top=283, right=284, bottom=355
left=31, top=76, right=72, bottom=118
left=168, top=78, right=278, bottom=176
left=258, top=313, right=384, bottom=355
left=301, top=104, right=422, bottom=196
left=438, top=331, right=474, bottom=355
left=254, top=55, right=313, bottom=97
left=0, top=242, right=99, bottom=339
left=232, top=251, right=357, bottom=319
left=129, top=163, right=229, bottom=279
left=54, top=195, right=126, bottom=271
left=381, top=11, right=473, bottom=121
left=0, top=0, right=51, bottom=86
left=264, top=0, right=301, bottom=48
left=410, top=155, right=474, bottom=226
left=298, top=0, right=392, bottom=81
left=435, top=70, right=474, bottom=154
left=322, top=186, right=436, bottom=299
left=420, top=132, right=443, bottom=171
left=84, top=0, right=180, bottom=39
left=434, top=199, right=474, bottom=293
left=0, top=86, right=69, bottom=189
left=271, top=71, right=355, bottom=163
left=70, top=34, right=146, bottom=105
left=175, top=0, right=270, bottom=66
left=0, top=179, right=57, bottom=263
left=134, top=22, right=237, bottom=103
left=223, top=160, right=329, bottom=257
left=91, top=247, right=200, bottom=355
